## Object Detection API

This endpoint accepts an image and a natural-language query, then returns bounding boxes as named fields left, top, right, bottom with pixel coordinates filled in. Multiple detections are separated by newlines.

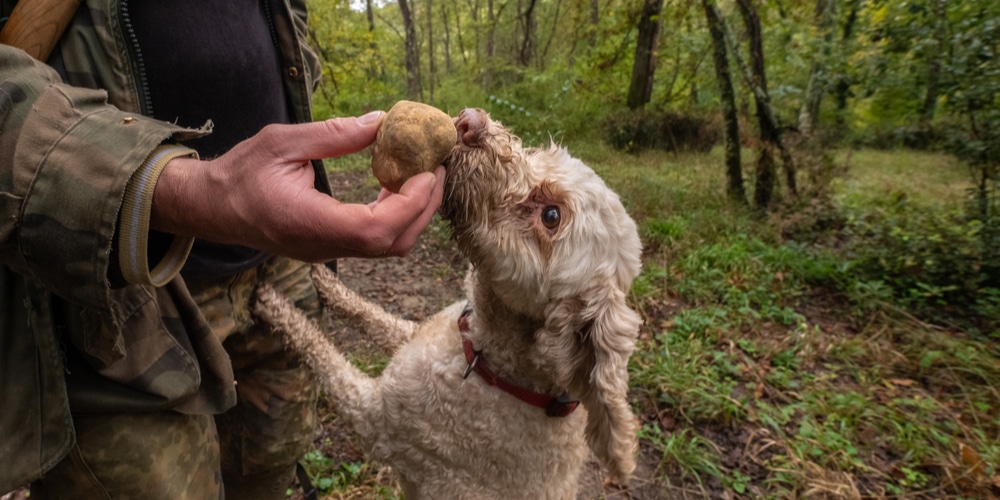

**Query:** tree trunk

left=920, top=0, right=947, bottom=125
left=626, top=0, right=664, bottom=109
left=686, top=14, right=701, bottom=106
left=485, top=0, right=496, bottom=87
left=364, top=0, right=380, bottom=79
left=441, top=3, right=453, bottom=72
left=834, top=0, right=859, bottom=127
left=711, top=0, right=798, bottom=205
left=798, top=0, right=835, bottom=138
left=366, top=0, right=375, bottom=32
left=701, top=0, right=745, bottom=204
left=428, top=0, right=436, bottom=104
left=487, top=0, right=496, bottom=60
left=457, top=0, right=471, bottom=66
left=707, top=0, right=795, bottom=204
left=400, top=0, right=423, bottom=100
left=735, top=0, right=777, bottom=209
left=518, top=0, right=538, bottom=67
left=465, top=0, right=479, bottom=65
left=539, top=0, right=563, bottom=70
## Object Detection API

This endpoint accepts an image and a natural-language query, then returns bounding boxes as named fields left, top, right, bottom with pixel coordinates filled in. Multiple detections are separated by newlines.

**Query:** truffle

left=371, top=101, right=456, bottom=192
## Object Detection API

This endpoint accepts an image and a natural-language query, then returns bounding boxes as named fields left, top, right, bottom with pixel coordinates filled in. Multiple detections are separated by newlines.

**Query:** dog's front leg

left=254, top=284, right=384, bottom=441
left=310, top=264, right=416, bottom=352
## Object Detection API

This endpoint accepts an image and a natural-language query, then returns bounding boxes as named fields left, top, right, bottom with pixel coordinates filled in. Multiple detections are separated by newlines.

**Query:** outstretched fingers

left=255, top=113, right=386, bottom=162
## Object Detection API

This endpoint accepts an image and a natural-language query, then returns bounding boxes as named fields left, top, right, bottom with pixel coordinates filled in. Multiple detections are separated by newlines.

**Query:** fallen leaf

left=659, top=414, right=676, bottom=431
left=960, top=442, right=986, bottom=480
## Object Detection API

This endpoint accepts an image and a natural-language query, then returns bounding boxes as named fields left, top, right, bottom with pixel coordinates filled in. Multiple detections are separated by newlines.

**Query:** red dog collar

left=459, top=309, right=579, bottom=417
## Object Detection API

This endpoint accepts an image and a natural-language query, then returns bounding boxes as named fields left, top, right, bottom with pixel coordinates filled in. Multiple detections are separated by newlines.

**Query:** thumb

left=260, top=111, right=386, bottom=161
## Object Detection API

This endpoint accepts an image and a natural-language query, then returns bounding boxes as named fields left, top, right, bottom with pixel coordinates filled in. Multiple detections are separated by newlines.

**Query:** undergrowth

left=612, top=142, right=1000, bottom=498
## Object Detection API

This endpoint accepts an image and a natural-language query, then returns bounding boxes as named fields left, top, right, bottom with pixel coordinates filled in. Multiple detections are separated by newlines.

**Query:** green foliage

left=667, top=236, right=815, bottom=328
left=344, top=351, right=390, bottom=377
left=600, top=108, right=720, bottom=154
left=607, top=138, right=1000, bottom=495
left=307, top=0, right=407, bottom=119
left=631, top=311, right=746, bottom=425
left=641, top=215, right=688, bottom=250
left=298, top=449, right=396, bottom=497
left=482, top=93, right=562, bottom=147
left=936, top=0, right=1000, bottom=249
left=839, top=194, right=1000, bottom=336
left=638, top=425, right=722, bottom=485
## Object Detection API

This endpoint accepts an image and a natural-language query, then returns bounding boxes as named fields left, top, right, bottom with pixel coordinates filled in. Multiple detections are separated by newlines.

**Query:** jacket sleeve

left=0, top=46, right=205, bottom=316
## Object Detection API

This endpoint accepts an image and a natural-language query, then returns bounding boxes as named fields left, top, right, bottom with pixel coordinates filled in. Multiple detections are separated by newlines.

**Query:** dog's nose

left=454, top=108, right=486, bottom=147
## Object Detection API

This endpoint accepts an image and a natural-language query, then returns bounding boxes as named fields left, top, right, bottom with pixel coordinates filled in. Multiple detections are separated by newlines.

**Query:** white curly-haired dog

left=254, top=108, right=643, bottom=499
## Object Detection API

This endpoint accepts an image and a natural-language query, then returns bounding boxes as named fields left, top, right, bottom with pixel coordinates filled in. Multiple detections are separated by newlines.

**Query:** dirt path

left=318, top=170, right=673, bottom=499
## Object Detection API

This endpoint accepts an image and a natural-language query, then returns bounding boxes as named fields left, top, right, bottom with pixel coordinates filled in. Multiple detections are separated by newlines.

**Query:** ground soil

left=314, top=169, right=675, bottom=499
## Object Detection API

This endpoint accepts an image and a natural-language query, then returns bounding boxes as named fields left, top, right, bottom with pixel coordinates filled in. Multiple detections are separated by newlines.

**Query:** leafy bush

left=434, top=67, right=619, bottom=147
left=847, top=124, right=951, bottom=151
left=480, top=94, right=561, bottom=147
left=600, top=108, right=719, bottom=154
left=841, top=194, right=1000, bottom=336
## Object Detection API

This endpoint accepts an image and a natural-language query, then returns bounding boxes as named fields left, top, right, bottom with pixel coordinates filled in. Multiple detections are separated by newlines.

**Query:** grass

left=574, top=140, right=1000, bottom=498
left=308, top=137, right=999, bottom=498
left=296, top=446, right=398, bottom=499
left=832, top=149, right=970, bottom=207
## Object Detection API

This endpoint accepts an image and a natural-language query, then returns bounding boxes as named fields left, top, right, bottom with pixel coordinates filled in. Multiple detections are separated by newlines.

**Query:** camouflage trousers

left=31, top=257, right=322, bottom=500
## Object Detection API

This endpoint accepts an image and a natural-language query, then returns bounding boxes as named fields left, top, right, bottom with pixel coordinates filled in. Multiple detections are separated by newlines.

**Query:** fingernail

left=359, top=110, right=384, bottom=125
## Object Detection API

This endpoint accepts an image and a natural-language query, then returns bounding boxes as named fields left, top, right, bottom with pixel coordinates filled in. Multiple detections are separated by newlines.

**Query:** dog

left=254, top=108, right=643, bottom=499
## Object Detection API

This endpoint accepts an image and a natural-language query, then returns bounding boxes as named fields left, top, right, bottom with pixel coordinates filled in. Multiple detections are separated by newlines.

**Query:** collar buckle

left=545, top=393, right=580, bottom=417
left=462, top=352, right=479, bottom=379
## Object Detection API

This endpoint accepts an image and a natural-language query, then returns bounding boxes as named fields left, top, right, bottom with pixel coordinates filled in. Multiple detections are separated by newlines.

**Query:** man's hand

left=150, top=112, right=447, bottom=262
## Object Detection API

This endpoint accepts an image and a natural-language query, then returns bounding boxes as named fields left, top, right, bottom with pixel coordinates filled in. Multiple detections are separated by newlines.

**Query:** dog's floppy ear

left=539, top=280, right=641, bottom=483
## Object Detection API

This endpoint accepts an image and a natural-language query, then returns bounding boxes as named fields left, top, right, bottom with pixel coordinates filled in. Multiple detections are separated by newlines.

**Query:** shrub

left=847, top=124, right=949, bottom=151
left=600, top=108, right=719, bottom=154
left=841, top=194, right=1000, bottom=337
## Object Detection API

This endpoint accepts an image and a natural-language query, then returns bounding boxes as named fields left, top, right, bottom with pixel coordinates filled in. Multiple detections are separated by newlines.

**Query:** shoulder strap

left=0, top=0, right=81, bottom=61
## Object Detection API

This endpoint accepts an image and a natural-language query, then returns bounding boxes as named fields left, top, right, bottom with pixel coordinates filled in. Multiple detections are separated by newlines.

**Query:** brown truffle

left=371, top=101, right=457, bottom=193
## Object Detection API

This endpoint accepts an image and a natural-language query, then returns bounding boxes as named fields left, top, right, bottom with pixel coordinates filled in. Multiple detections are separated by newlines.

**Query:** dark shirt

left=129, top=0, right=291, bottom=279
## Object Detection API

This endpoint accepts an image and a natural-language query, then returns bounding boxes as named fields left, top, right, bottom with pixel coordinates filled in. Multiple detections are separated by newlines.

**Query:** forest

left=301, top=0, right=1000, bottom=497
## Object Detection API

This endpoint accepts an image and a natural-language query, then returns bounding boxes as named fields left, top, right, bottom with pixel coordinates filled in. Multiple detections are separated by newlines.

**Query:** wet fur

left=254, top=110, right=643, bottom=499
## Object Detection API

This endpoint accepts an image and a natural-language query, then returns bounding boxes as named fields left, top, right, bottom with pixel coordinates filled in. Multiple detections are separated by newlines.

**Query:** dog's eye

left=541, top=206, right=561, bottom=229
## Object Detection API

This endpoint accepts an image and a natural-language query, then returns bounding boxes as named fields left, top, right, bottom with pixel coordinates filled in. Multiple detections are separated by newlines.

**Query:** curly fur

left=254, top=109, right=643, bottom=499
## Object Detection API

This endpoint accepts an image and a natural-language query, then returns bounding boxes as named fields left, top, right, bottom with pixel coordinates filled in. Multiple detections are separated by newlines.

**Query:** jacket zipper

left=117, top=0, right=153, bottom=116
left=260, top=0, right=282, bottom=68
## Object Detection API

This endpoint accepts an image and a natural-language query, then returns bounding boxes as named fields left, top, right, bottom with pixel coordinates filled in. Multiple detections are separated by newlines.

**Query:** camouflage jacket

left=0, top=0, right=323, bottom=490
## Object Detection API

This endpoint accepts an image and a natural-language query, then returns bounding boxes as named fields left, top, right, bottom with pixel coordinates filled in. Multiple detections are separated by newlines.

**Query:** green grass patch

left=323, top=151, right=374, bottom=174
left=601, top=144, right=1000, bottom=497
left=296, top=447, right=399, bottom=498
left=833, top=149, right=969, bottom=207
